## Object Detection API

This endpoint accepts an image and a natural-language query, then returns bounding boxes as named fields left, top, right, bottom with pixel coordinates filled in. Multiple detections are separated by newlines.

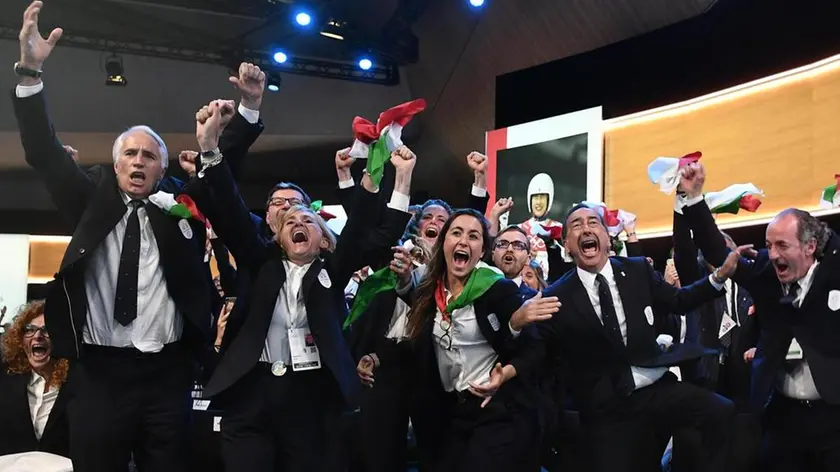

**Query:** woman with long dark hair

left=403, top=208, right=553, bottom=471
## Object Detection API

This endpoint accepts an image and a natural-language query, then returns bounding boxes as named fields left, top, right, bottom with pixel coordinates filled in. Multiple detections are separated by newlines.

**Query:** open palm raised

left=18, top=1, right=63, bottom=71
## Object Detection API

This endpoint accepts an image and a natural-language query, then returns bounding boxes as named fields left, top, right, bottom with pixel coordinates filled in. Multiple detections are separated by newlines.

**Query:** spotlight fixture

left=273, top=51, right=288, bottom=64
left=320, top=20, right=345, bottom=41
left=295, top=11, right=312, bottom=26
left=469, top=0, right=485, bottom=6
left=105, top=54, right=126, bottom=86
left=358, top=58, right=373, bottom=71
left=267, top=74, right=282, bottom=92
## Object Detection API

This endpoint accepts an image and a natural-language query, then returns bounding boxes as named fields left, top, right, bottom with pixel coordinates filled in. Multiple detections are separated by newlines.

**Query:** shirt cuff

left=508, top=321, right=521, bottom=339
left=471, top=185, right=487, bottom=197
left=396, top=277, right=414, bottom=296
left=338, top=179, right=355, bottom=190
left=387, top=191, right=411, bottom=213
left=238, top=103, right=260, bottom=124
left=707, top=274, right=725, bottom=291
left=683, top=195, right=704, bottom=207
left=15, top=82, right=44, bottom=98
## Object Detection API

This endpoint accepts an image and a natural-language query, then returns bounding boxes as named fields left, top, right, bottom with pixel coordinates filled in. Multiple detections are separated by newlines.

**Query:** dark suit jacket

left=672, top=211, right=757, bottom=389
left=11, top=90, right=230, bottom=361
left=0, top=366, right=69, bottom=457
left=200, top=160, right=409, bottom=406
left=535, top=257, right=721, bottom=413
left=683, top=200, right=840, bottom=409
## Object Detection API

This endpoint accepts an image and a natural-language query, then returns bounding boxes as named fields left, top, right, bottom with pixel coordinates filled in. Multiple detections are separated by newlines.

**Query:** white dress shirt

left=777, top=261, right=822, bottom=400
left=576, top=263, right=669, bottom=390
left=385, top=298, right=411, bottom=341
left=433, top=288, right=498, bottom=392
left=83, top=192, right=183, bottom=352
left=261, top=261, right=313, bottom=364
left=28, top=373, right=59, bottom=440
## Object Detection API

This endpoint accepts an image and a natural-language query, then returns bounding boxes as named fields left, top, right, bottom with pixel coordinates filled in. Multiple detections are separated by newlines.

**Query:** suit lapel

left=800, top=258, right=833, bottom=313
left=41, top=383, right=68, bottom=441
left=62, top=179, right=126, bottom=270
left=301, top=258, right=326, bottom=301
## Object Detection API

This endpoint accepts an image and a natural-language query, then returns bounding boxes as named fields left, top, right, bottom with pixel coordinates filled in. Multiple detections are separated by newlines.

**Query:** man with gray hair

left=679, top=163, right=840, bottom=472
left=10, top=2, right=261, bottom=470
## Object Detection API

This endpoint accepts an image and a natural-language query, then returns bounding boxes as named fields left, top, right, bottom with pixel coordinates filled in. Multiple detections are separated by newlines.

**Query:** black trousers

left=583, top=373, right=735, bottom=472
left=673, top=354, right=761, bottom=472
left=762, top=395, right=840, bottom=472
left=434, top=389, right=539, bottom=472
left=358, top=340, right=443, bottom=472
left=66, top=343, right=193, bottom=472
left=219, top=364, right=343, bottom=472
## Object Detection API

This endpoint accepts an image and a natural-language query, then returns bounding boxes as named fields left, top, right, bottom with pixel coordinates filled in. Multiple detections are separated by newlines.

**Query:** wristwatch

left=200, top=148, right=220, bottom=158
left=13, top=62, right=42, bottom=78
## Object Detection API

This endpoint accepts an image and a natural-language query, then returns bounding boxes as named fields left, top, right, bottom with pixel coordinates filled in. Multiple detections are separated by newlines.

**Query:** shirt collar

left=29, top=371, right=45, bottom=387
left=577, top=260, right=614, bottom=290
left=511, top=276, right=523, bottom=287
left=119, top=190, right=150, bottom=206
left=283, top=259, right=314, bottom=275
left=786, top=260, right=819, bottom=294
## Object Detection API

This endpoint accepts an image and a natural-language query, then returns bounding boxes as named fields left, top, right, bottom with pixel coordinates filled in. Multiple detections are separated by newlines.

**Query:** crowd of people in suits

left=2, top=2, right=840, bottom=472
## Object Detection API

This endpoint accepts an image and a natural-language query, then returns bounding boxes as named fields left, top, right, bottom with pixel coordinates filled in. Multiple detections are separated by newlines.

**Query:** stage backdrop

left=0, top=234, right=30, bottom=325
left=485, top=107, right=604, bottom=221
left=488, top=53, right=840, bottom=238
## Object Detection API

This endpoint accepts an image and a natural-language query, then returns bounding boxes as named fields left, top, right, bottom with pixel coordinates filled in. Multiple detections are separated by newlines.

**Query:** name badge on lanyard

left=289, top=327, right=321, bottom=371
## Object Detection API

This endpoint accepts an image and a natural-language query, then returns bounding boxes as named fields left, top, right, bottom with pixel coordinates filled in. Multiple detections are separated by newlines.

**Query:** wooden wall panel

left=604, top=62, right=840, bottom=235
left=27, top=240, right=225, bottom=283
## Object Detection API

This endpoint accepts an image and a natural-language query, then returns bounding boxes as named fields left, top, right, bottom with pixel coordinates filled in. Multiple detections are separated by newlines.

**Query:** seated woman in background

left=0, top=301, right=70, bottom=458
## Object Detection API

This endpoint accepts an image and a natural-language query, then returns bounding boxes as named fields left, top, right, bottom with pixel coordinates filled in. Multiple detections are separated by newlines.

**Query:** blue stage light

left=268, top=84, right=280, bottom=92
left=358, top=58, right=373, bottom=70
left=273, top=51, right=288, bottom=64
left=295, top=12, right=312, bottom=26
left=469, top=0, right=485, bottom=7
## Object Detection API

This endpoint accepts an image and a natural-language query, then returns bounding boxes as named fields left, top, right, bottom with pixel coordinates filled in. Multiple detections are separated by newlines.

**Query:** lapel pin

left=620, top=271, right=626, bottom=277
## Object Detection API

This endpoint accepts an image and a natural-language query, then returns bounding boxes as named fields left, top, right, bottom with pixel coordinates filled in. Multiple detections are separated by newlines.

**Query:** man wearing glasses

left=491, top=226, right=533, bottom=285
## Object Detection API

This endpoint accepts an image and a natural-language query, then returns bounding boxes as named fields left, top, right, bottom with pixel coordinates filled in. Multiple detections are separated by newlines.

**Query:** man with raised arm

left=10, top=2, right=252, bottom=470
left=679, top=163, right=840, bottom=472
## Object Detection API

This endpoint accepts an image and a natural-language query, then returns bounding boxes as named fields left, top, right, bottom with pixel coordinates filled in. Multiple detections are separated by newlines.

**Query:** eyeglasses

left=437, top=318, right=453, bottom=350
left=23, top=324, right=49, bottom=338
left=267, top=197, right=303, bottom=208
left=494, top=240, right=528, bottom=251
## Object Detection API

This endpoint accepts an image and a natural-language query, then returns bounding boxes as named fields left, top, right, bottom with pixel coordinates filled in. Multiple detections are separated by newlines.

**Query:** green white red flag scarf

left=349, top=99, right=426, bottom=187
left=820, top=174, right=840, bottom=208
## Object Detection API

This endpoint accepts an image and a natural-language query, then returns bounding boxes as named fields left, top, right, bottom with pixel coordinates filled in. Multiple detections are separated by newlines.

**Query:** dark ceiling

left=0, top=0, right=426, bottom=84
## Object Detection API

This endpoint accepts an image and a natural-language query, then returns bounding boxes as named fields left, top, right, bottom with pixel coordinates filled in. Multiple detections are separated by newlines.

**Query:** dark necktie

left=780, top=281, right=800, bottom=308
left=595, top=274, right=624, bottom=347
left=114, top=200, right=144, bottom=326
left=595, top=273, right=633, bottom=395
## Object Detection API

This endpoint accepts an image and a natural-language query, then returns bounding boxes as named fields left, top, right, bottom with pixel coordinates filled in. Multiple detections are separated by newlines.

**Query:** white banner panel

left=0, top=234, right=30, bottom=326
